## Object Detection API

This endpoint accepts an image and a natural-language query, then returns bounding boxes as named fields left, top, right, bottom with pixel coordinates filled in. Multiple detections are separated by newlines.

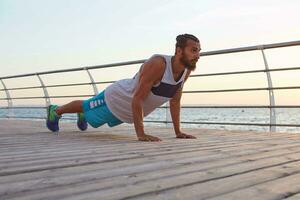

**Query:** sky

left=0, top=0, right=300, bottom=105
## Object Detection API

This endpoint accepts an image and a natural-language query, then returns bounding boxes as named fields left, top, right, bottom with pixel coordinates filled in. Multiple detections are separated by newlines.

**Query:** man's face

left=179, top=40, right=201, bottom=71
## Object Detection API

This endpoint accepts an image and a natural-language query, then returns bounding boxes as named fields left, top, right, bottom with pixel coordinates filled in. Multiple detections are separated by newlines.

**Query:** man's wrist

left=175, top=130, right=181, bottom=135
left=137, top=132, right=146, bottom=137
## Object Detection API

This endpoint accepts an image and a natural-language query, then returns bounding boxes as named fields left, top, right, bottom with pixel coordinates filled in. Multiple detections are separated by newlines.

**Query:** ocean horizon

left=1, top=106, right=299, bottom=134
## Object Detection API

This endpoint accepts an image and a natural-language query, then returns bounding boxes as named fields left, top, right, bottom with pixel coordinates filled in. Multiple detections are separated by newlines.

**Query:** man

left=47, top=33, right=201, bottom=142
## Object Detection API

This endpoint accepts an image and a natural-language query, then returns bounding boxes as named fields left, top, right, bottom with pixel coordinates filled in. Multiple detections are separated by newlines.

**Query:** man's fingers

left=138, top=135, right=161, bottom=142
left=187, top=135, right=196, bottom=139
left=151, top=136, right=161, bottom=141
left=176, top=133, right=197, bottom=139
left=148, top=135, right=161, bottom=141
left=186, top=135, right=196, bottom=139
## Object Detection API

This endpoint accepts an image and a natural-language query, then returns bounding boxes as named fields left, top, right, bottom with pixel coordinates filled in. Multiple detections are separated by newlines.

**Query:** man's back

left=105, top=54, right=187, bottom=123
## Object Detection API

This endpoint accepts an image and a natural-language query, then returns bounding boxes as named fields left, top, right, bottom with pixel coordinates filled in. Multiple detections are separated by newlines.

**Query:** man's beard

left=180, top=53, right=197, bottom=71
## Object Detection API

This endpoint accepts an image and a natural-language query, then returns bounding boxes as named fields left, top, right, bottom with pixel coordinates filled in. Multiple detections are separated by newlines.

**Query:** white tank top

left=104, top=54, right=188, bottom=123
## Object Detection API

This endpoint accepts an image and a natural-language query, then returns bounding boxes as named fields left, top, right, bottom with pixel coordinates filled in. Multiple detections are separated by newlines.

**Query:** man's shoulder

left=140, top=55, right=168, bottom=80
left=149, top=54, right=171, bottom=61
left=146, top=54, right=170, bottom=67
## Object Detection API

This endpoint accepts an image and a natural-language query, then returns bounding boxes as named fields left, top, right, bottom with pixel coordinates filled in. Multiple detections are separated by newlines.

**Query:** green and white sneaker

left=46, top=105, right=61, bottom=132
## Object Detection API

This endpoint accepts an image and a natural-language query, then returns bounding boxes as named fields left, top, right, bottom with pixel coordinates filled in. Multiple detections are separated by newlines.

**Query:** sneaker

left=77, top=112, right=88, bottom=131
left=46, top=105, right=61, bottom=132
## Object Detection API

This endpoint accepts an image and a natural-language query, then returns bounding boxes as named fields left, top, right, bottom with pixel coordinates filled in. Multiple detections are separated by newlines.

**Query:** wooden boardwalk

left=1, top=119, right=300, bottom=200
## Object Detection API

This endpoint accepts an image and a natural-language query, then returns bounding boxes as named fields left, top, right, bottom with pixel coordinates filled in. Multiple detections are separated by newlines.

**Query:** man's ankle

left=54, top=107, right=62, bottom=117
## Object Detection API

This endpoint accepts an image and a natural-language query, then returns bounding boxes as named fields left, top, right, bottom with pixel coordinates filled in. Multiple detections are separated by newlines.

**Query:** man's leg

left=55, top=100, right=83, bottom=115
left=46, top=100, right=87, bottom=132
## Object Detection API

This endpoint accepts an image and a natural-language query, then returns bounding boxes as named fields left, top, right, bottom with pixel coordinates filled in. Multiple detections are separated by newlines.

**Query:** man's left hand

left=176, top=132, right=197, bottom=139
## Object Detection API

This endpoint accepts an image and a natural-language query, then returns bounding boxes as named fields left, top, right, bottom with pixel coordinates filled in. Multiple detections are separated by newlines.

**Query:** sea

left=1, top=106, right=299, bottom=133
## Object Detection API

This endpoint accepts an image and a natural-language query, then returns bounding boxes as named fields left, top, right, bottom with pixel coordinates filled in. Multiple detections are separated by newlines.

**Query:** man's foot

left=77, top=112, right=88, bottom=131
left=46, top=105, right=61, bottom=132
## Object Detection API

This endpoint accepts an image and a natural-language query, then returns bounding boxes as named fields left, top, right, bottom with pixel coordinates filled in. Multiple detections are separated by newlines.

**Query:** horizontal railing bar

left=200, top=40, right=300, bottom=56
left=190, top=69, right=266, bottom=77
left=0, top=116, right=80, bottom=120
left=0, top=106, right=46, bottom=109
left=42, top=82, right=93, bottom=88
left=0, top=81, right=116, bottom=91
left=0, top=116, right=47, bottom=120
left=1, top=86, right=300, bottom=100
left=143, top=120, right=300, bottom=127
left=1, top=105, right=300, bottom=110
left=1, top=116, right=300, bottom=128
left=0, top=116, right=78, bottom=120
left=94, top=80, right=115, bottom=84
left=1, top=66, right=300, bottom=92
left=265, top=66, right=300, bottom=72
left=0, top=95, right=93, bottom=100
left=190, top=66, right=300, bottom=78
left=0, top=85, right=43, bottom=91
left=183, top=86, right=300, bottom=93
left=0, top=60, right=146, bottom=80
left=162, top=105, right=300, bottom=109
left=43, top=80, right=115, bottom=88
left=0, top=83, right=93, bottom=91
left=1, top=40, right=299, bottom=80
left=46, top=82, right=92, bottom=88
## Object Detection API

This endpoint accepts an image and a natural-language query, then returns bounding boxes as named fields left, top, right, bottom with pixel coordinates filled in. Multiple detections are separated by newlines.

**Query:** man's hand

left=176, top=132, right=197, bottom=139
left=138, top=134, right=162, bottom=142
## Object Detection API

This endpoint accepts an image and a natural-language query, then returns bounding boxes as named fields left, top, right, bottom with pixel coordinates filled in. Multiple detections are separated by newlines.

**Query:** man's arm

left=132, top=56, right=165, bottom=142
left=169, top=87, right=183, bottom=135
left=169, top=70, right=196, bottom=139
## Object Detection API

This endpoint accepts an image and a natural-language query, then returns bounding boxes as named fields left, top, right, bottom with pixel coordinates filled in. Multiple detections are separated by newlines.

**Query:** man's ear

left=176, top=47, right=183, bottom=55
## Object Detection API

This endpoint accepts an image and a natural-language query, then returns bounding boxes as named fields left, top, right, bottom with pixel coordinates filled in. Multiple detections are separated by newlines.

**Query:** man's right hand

left=137, top=134, right=162, bottom=142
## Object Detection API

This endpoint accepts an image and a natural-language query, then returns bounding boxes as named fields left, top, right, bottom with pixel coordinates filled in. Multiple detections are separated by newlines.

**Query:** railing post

left=36, top=74, right=51, bottom=107
left=85, top=68, right=98, bottom=95
left=165, top=102, right=169, bottom=127
left=260, top=48, right=276, bottom=132
left=0, top=79, right=13, bottom=118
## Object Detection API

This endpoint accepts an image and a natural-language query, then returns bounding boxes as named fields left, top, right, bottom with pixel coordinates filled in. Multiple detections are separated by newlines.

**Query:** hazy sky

left=0, top=0, right=300, bottom=105
left=1, top=0, right=299, bottom=76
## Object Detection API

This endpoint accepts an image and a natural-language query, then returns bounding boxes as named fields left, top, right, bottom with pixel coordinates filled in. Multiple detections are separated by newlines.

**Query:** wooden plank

left=2, top=126, right=298, bottom=163
left=1, top=120, right=300, bottom=200
left=1, top=141, right=299, bottom=188
left=0, top=136, right=274, bottom=158
left=0, top=139, right=274, bottom=166
left=207, top=173, right=300, bottom=200
left=2, top=139, right=300, bottom=177
left=1, top=147, right=299, bottom=195
left=3, top=155, right=300, bottom=200
left=284, top=193, right=300, bottom=200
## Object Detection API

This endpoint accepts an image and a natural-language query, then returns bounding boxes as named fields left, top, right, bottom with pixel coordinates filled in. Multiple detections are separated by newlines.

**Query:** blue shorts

left=82, top=90, right=123, bottom=128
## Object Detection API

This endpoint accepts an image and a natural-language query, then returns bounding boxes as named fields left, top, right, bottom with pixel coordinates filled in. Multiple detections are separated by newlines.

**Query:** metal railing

left=1, top=40, right=300, bottom=132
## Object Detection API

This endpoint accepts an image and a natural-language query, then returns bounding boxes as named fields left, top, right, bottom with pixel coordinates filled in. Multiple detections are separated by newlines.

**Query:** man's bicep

left=133, top=76, right=154, bottom=101
left=133, top=57, right=165, bottom=101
